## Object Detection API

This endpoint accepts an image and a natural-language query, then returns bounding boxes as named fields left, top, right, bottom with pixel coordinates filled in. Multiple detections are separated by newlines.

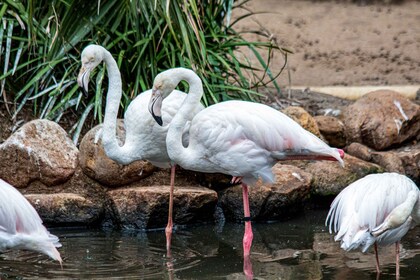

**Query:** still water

left=1, top=209, right=419, bottom=279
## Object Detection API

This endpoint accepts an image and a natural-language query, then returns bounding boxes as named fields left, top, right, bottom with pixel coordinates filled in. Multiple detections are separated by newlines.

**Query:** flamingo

left=148, top=67, right=345, bottom=262
left=0, top=179, right=62, bottom=265
left=326, top=172, right=420, bottom=279
left=77, top=45, right=203, bottom=253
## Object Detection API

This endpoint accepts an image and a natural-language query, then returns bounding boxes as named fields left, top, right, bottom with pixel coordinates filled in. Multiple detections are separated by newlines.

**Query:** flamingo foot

left=231, top=176, right=243, bottom=184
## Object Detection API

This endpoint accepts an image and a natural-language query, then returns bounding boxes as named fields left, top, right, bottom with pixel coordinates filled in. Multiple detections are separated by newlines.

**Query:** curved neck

left=100, top=48, right=123, bottom=158
left=166, top=69, right=203, bottom=165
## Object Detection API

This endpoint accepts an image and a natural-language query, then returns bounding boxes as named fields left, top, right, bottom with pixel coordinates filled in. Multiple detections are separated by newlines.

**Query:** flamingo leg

left=396, top=241, right=400, bottom=280
left=243, top=254, right=254, bottom=280
left=242, top=183, right=253, bottom=257
left=374, top=242, right=381, bottom=274
left=166, top=164, right=176, bottom=255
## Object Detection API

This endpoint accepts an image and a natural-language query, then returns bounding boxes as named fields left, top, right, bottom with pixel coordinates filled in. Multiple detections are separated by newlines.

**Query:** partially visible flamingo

left=77, top=45, right=203, bottom=253
left=0, top=179, right=62, bottom=265
left=148, top=68, right=345, bottom=266
left=326, top=172, right=419, bottom=279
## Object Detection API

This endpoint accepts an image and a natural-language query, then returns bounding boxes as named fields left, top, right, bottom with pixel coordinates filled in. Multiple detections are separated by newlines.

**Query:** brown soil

left=235, top=0, right=420, bottom=87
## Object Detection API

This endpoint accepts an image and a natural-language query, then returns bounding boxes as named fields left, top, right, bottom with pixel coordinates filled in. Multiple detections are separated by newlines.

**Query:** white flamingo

left=326, top=172, right=420, bottom=279
left=0, top=179, right=62, bottom=265
left=77, top=45, right=204, bottom=251
left=148, top=68, right=345, bottom=264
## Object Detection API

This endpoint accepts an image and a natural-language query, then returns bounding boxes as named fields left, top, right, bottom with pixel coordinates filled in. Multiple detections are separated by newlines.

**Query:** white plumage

left=326, top=172, right=419, bottom=277
left=77, top=45, right=204, bottom=167
left=0, top=179, right=62, bottom=264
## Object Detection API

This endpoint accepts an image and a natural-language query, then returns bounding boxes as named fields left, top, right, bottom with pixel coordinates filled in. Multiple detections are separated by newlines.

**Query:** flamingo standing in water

left=0, top=179, right=62, bottom=265
left=326, top=172, right=419, bottom=279
left=77, top=45, right=203, bottom=252
left=148, top=68, right=345, bottom=262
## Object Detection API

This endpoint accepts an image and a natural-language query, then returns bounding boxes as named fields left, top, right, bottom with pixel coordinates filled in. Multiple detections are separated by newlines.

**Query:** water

left=1, top=210, right=419, bottom=279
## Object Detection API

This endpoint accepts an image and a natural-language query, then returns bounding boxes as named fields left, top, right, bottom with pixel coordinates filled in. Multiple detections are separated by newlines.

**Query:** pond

left=1, top=209, right=419, bottom=279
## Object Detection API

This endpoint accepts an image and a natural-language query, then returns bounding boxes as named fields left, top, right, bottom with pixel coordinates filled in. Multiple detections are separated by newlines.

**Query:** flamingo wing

left=0, top=179, right=44, bottom=235
left=185, top=100, right=342, bottom=183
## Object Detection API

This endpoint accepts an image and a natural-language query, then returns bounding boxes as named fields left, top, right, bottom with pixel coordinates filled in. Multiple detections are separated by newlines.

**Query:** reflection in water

left=0, top=210, right=419, bottom=279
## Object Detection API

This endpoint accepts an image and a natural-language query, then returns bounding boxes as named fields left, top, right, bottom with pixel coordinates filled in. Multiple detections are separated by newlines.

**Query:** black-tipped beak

left=77, top=66, right=90, bottom=96
left=148, top=89, right=163, bottom=126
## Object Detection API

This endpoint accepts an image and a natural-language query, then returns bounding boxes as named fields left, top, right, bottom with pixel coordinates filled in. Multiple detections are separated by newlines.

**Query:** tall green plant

left=0, top=0, right=290, bottom=143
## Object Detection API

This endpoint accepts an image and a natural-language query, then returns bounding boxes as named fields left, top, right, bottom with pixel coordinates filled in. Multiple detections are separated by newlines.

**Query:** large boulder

left=343, top=90, right=420, bottom=150
left=103, top=185, right=218, bottom=229
left=22, top=167, right=107, bottom=226
left=282, top=106, right=322, bottom=137
left=314, top=115, right=346, bottom=148
left=285, top=154, right=384, bottom=196
left=25, top=193, right=100, bottom=225
left=79, top=121, right=156, bottom=187
left=218, top=164, right=313, bottom=221
left=0, top=119, right=78, bottom=188
left=347, top=142, right=420, bottom=184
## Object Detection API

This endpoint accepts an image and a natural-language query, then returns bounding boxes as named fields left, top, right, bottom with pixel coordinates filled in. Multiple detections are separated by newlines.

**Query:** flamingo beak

left=77, top=66, right=90, bottom=96
left=149, top=89, right=163, bottom=126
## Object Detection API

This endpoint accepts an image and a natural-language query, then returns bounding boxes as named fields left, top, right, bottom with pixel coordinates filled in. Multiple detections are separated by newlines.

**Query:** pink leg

left=243, top=254, right=254, bottom=280
left=396, top=241, right=400, bottom=280
left=242, top=183, right=253, bottom=257
left=166, top=164, right=176, bottom=256
left=374, top=242, right=381, bottom=275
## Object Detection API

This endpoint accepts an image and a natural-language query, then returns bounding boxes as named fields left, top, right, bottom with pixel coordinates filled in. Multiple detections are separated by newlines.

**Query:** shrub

left=0, top=0, right=289, bottom=143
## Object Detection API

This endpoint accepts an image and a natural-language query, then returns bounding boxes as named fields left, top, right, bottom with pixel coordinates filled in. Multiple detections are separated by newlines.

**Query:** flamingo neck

left=166, top=69, right=203, bottom=166
left=100, top=48, right=124, bottom=160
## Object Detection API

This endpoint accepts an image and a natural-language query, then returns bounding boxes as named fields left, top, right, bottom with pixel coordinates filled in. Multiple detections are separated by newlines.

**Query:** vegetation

left=0, top=0, right=289, bottom=143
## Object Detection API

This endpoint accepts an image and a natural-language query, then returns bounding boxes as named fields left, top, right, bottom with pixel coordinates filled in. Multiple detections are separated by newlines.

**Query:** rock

left=22, top=167, right=107, bottom=225
left=103, top=185, right=217, bottom=229
left=347, top=142, right=420, bottom=184
left=218, top=165, right=312, bottom=221
left=343, top=90, right=420, bottom=150
left=79, top=121, right=156, bottom=187
left=0, top=119, right=78, bottom=188
left=395, top=143, right=420, bottom=184
left=346, top=142, right=373, bottom=161
left=25, top=193, right=101, bottom=225
left=314, top=115, right=346, bottom=148
left=285, top=154, right=384, bottom=196
left=282, top=106, right=322, bottom=137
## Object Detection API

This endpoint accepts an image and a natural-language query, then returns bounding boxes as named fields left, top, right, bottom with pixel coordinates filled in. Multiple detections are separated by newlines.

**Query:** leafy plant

left=0, top=0, right=289, bottom=143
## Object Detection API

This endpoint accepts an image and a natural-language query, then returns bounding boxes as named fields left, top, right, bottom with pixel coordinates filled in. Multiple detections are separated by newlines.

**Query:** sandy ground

left=235, top=0, right=420, bottom=87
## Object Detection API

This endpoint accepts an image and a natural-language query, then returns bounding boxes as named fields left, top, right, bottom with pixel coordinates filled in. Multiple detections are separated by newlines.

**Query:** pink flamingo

left=326, top=173, right=419, bottom=279
left=148, top=68, right=345, bottom=266
left=0, top=179, right=62, bottom=265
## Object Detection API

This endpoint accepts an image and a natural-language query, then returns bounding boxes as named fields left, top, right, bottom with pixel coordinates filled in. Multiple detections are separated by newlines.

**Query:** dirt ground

left=235, top=0, right=420, bottom=87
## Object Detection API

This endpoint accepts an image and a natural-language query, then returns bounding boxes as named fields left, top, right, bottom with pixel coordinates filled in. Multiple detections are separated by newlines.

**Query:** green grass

left=0, top=0, right=290, bottom=143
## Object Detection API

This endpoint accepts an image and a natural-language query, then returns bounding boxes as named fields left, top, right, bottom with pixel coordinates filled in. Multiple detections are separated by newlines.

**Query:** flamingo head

left=77, top=45, right=105, bottom=96
left=148, top=71, right=179, bottom=126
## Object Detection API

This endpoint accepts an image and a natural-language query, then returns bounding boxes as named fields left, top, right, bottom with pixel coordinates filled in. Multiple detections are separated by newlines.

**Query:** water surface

left=1, top=210, right=419, bottom=279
